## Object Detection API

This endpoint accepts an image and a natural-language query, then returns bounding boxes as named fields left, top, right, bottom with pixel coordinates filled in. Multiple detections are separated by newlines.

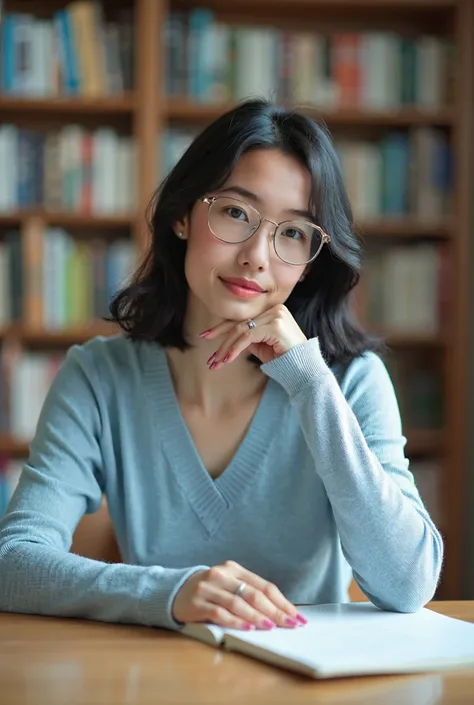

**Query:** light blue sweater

left=0, top=335, right=443, bottom=630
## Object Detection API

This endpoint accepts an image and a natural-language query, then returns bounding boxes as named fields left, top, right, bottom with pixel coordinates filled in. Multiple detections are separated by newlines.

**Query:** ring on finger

left=247, top=319, right=256, bottom=330
left=235, top=582, right=247, bottom=599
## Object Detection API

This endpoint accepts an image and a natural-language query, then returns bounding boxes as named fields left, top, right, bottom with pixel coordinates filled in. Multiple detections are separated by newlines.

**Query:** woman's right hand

left=172, top=560, right=308, bottom=630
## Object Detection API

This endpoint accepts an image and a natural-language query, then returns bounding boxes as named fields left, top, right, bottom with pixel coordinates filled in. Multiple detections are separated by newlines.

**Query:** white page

left=182, top=621, right=224, bottom=646
left=223, top=603, right=474, bottom=678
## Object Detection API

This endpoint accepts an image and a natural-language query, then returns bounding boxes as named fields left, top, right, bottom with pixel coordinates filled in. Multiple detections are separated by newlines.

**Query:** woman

left=0, top=100, right=443, bottom=633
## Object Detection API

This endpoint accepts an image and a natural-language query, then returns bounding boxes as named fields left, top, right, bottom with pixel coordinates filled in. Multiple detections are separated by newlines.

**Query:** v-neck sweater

left=0, top=335, right=443, bottom=630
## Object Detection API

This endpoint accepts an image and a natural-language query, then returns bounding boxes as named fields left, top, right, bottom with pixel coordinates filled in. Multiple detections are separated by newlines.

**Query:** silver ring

left=247, top=320, right=256, bottom=330
left=235, top=582, right=247, bottom=599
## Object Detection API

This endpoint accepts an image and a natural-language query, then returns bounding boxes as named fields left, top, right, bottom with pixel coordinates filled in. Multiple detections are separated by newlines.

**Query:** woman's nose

left=237, top=221, right=274, bottom=270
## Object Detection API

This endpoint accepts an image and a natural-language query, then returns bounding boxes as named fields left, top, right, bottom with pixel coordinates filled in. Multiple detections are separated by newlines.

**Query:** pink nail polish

left=199, top=330, right=211, bottom=338
left=243, top=623, right=256, bottom=631
left=262, top=619, right=276, bottom=629
left=222, top=354, right=229, bottom=363
left=285, top=617, right=299, bottom=628
left=207, top=352, right=217, bottom=365
left=296, top=613, right=308, bottom=625
left=210, top=361, right=218, bottom=370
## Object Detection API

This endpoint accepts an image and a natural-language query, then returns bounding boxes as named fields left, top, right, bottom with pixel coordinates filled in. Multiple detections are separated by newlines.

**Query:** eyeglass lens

left=207, top=196, right=323, bottom=265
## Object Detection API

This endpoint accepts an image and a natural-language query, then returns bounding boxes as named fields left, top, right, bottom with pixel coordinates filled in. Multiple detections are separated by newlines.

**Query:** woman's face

left=178, top=148, right=312, bottom=326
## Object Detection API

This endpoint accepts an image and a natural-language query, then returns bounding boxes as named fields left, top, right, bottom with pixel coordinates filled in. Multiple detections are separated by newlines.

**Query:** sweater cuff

left=261, top=338, right=330, bottom=398
left=138, top=565, right=210, bottom=631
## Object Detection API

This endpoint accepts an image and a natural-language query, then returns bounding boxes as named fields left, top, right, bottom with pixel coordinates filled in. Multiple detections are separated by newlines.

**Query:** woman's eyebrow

left=217, top=185, right=314, bottom=221
left=218, top=185, right=260, bottom=202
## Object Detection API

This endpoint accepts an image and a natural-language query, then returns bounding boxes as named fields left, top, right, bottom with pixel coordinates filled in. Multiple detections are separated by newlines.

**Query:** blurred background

left=0, top=0, right=472, bottom=601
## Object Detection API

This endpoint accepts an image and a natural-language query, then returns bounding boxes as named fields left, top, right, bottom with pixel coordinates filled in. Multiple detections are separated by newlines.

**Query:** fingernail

left=296, top=613, right=308, bottom=625
left=209, top=361, right=218, bottom=371
left=207, top=352, right=217, bottom=365
left=285, top=617, right=299, bottom=628
left=199, top=330, right=211, bottom=338
left=243, top=623, right=256, bottom=631
left=222, top=354, right=229, bottom=363
left=262, top=619, right=276, bottom=629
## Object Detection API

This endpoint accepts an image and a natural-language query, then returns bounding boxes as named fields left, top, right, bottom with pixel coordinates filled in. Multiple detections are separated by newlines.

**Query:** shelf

left=356, top=218, right=453, bottom=239
left=179, top=0, right=456, bottom=21
left=0, top=324, right=447, bottom=348
left=406, top=429, right=444, bottom=456
left=365, top=330, right=447, bottom=347
left=0, top=211, right=136, bottom=229
left=0, top=322, right=121, bottom=346
left=0, top=427, right=445, bottom=460
left=165, top=99, right=456, bottom=127
left=180, top=0, right=456, bottom=8
left=0, top=435, right=29, bottom=459
left=385, top=333, right=446, bottom=347
left=0, top=212, right=449, bottom=237
left=0, top=324, right=446, bottom=349
left=0, top=93, right=136, bottom=116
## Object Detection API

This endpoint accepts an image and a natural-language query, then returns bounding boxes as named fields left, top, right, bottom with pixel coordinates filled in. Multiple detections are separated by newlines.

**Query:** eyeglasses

left=201, top=195, right=331, bottom=266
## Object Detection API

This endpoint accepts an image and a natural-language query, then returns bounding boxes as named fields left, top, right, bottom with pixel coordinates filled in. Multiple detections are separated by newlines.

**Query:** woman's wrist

left=260, top=338, right=330, bottom=397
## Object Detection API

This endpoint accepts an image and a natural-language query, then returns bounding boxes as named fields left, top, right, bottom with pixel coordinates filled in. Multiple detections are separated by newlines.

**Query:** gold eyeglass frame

left=201, top=195, right=331, bottom=266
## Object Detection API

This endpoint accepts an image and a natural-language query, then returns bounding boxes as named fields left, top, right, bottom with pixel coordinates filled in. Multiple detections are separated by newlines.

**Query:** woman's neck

left=165, top=342, right=266, bottom=414
left=165, top=300, right=266, bottom=414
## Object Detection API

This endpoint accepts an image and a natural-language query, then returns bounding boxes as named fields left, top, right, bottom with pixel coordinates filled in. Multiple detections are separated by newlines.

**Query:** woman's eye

left=283, top=227, right=306, bottom=240
left=226, top=207, right=247, bottom=221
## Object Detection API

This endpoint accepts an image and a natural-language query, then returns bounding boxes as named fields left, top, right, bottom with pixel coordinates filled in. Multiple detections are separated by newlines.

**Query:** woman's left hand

left=200, top=304, right=307, bottom=368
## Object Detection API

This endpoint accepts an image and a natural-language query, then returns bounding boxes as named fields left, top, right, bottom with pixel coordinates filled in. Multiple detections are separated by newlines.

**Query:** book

left=163, top=14, right=454, bottom=110
left=181, top=602, right=474, bottom=679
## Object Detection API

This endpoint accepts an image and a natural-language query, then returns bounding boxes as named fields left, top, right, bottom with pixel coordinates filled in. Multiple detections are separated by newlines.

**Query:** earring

left=177, top=231, right=185, bottom=239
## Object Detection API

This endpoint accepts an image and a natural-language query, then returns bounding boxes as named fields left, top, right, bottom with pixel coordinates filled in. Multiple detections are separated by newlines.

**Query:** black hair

left=108, top=99, right=383, bottom=367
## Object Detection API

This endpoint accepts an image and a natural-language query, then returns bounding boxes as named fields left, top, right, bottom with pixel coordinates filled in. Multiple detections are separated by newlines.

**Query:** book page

left=181, top=621, right=224, bottom=646
left=223, top=603, right=474, bottom=678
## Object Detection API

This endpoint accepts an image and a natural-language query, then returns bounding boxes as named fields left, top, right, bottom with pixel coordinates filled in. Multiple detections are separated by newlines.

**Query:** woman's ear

left=172, top=217, right=188, bottom=240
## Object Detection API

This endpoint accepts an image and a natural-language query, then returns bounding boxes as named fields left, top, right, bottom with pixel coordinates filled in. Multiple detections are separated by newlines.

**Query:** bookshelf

left=0, top=212, right=135, bottom=228
left=0, top=427, right=445, bottom=460
left=166, top=98, right=458, bottom=126
left=0, top=0, right=472, bottom=600
left=0, top=94, right=137, bottom=115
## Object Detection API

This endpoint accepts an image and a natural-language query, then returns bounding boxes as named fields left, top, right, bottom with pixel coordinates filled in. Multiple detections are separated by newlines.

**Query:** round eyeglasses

left=201, top=195, right=331, bottom=266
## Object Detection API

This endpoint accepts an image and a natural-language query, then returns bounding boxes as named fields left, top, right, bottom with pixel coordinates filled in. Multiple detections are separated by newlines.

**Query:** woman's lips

left=219, top=277, right=266, bottom=299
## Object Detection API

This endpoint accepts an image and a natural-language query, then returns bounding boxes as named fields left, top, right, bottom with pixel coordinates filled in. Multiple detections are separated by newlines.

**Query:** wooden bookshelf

left=0, top=428, right=445, bottom=460
left=0, top=325, right=447, bottom=348
left=0, top=0, right=472, bottom=602
left=0, top=322, right=120, bottom=346
left=2, top=212, right=448, bottom=237
left=384, top=333, right=447, bottom=347
left=0, top=428, right=445, bottom=461
left=406, top=429, right=445, bottom=456
left=0, top=211, right=136, bottom=229
left=183, top=0, right=456, bottom=8
left=0, top=94, right=137, bottom=116
left=166, top=99, right=457, bottom=127
left=355, top=218, right=454, bottom=239
left=0, top=435, right=30, bottom=458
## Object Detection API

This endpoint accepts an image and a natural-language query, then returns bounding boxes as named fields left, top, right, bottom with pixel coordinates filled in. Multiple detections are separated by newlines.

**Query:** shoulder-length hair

left=109, top=99, right=382, bottom=367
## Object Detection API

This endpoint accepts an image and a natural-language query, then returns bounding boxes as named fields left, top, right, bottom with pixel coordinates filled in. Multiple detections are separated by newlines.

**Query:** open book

left=181, top=602, right=474, bottom=679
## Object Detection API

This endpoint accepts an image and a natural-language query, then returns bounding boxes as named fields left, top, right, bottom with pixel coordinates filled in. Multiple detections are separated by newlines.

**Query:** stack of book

left=0, top=226, right=135, bottom=329
left=0, top=2, right=134, bottom=97
left=164, top=9, right=454, bottom=108
left=365, top=244, right=450, bottom=336
left=0, top=348, right=64, bottom=443
left=0, top=125, right=137, bottom=214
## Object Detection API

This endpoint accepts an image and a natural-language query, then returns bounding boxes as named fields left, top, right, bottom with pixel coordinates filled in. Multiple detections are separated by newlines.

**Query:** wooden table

left=0, top=601, right=473, bottom=704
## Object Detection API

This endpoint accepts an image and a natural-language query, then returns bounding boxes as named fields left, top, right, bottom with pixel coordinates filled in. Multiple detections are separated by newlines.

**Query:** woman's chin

left=209, top=302, right=261, bottom=323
